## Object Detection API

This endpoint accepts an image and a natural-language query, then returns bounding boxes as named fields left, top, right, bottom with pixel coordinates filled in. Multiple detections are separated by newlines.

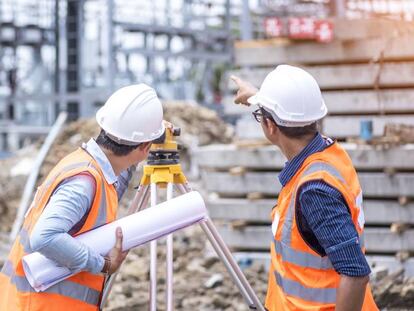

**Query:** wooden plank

left=323, top=89, right=414, bottom=114
left=333, top=18, right=414, bottom=41
left=235, top=116, right=266, bottom=140
left=208, top=198, right=414, bottom=225
left=208, top=199, right=274, bottom=222
left=223, top=89, right=414, bottom=116
left=235, top=35, right=414, bottom=66
left=227, top=63, right=414, bottom=91
left=202, top=171, right=414, bottom=198
left=235, top=115, right=414, bottom=139
left=324, top=115, right=414, bottom=138
left=231, top=252, right=414, bottom=277
left=216, top=226, right=414, bottom=253
left=194, top=144, right=414, bottom=170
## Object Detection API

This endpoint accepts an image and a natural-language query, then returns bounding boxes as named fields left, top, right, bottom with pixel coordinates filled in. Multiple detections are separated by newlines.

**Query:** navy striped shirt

left=278, top=133, right=371, bottom=277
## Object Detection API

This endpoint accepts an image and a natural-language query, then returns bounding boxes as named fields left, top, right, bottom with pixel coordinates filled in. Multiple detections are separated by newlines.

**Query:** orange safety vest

left=265, top=142, right=378, bottom=311
left=0, top=147, right=118, bottom=311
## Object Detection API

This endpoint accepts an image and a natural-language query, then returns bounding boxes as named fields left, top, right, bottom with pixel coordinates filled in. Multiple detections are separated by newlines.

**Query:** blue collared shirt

left=30, top=139, right=132, bottom=274
left=278, top=133, right=371, bottom=277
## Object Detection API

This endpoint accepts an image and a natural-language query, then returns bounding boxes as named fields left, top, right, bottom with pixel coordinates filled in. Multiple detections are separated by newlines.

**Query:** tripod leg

left=166, top=183, right=174, bottom=311
left=99, top=184, right=150, bottom=309
left=128, top=184, right=150, bottom=215
left=176, top=184, right=265, bottom=311
left=175, top=183, right=191, bottom=195
left=150, top=183, right=158, bottom=311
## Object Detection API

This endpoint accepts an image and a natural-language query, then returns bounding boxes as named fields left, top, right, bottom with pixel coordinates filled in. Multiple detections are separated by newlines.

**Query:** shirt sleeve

left=298, top=181, right=371, bottom=277
left=29, top=173, right=105, bottom=274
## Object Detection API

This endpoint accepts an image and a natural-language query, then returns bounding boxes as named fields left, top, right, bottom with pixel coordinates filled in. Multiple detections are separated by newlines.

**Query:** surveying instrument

left=101, top=126, right=265, bottom=311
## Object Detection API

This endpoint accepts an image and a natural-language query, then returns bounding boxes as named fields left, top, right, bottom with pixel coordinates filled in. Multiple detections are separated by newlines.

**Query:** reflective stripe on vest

left=31, top=161, right=92, bottom=214
left=13, top=164, right=109, bottom=304
left=1, top=260, right=100, bottom=305
left=93, top=177, right=108, bottom=229
left=280, top=161, right=363, bottom=250
left=30, top=160, right=109, bottom=232
left=274, top=161, right=365, bottom=302
left=20, top=165, right=109, bottom=252
left=19, top=227, right=32, bottom=253
left=274, top=271, right=337, bottom=304
left=11, top=155, right=111, bottom=307
left=273, top=238, right=333, bottom=270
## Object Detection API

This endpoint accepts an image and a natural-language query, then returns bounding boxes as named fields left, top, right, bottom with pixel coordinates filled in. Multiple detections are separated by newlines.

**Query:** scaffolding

left=0, top=0, right=234, bottom=152
left=2, top=0, right=411, bottom=152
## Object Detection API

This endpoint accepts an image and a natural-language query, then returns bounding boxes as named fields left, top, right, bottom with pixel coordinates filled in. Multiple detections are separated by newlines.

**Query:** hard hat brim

left=96, top=105, right=166, bottom=145
left=247, top=92, right=327, bottom=128
left=247, top=94, right=260, bottom=107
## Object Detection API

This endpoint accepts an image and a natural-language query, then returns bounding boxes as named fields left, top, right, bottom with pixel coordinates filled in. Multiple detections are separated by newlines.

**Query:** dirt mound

left=163, top=101, right=233, bottom=147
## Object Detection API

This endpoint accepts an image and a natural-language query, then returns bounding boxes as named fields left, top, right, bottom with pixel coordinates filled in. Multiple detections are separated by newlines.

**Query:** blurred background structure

left=1, top=0, right=414, bottom=152
left=1, top=1, right=414, bottom=309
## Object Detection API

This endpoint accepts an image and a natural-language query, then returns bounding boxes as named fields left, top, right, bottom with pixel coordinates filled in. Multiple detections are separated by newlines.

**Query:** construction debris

left=372, top=268, right=414, bottom=309
left=384, top=123, right=414, bottom=144
left=163, top=101, right=234, bottom=147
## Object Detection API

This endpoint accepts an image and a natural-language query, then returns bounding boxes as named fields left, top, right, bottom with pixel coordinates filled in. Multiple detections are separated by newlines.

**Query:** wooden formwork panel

left=202, top=171, right=414, bottom=198
left=231, top=251, right=414, bottom=277
left=235, top=115, right=414, bottom=140
left=194, top=144, right=414, bottom=170
left=227, top=63, right=414, bottom=91
left=331, top=18, right=414, bottom=41
left=324, top=115, right=414, bottom=138
left=223, top=89, right=414, bottom=116
left=207, top=198, right=414, bottom=225
left=216, top=226, right=414, bottom=253
left=235, top=35, right=414, bottom=66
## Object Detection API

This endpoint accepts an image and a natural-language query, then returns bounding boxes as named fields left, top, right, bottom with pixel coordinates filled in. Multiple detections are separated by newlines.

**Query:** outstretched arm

left=230, top=75, right=258, bottom=105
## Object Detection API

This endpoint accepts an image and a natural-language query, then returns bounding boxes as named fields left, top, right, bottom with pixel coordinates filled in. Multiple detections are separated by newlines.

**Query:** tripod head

left=147, top=125, right=181, bottom=165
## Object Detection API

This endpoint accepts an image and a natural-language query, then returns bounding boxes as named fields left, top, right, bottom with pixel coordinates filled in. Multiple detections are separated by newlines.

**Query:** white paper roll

left=23, top=191, right=207, bottom=292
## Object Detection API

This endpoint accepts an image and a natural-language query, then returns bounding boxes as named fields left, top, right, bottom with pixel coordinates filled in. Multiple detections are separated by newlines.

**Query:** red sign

left=315, top=20, right=334, bottom=43
left=264, top=17, right=283, bottom=38
left=263, top=17, right=334, bottom=43
left=288, top=17, right=316, bottom=40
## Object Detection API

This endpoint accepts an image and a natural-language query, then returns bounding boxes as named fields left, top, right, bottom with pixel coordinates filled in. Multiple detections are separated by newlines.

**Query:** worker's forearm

left=336, top=275, right=369, bottom=311
left=31, top=231, right=105, bottom=274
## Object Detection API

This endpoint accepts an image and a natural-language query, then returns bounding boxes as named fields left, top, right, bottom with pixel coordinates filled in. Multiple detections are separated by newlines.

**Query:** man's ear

left=269, top=121, right=278, bottom=135
left=264, top=118, right=278, bottom=135
left=139, top=142, right=152, bottom=152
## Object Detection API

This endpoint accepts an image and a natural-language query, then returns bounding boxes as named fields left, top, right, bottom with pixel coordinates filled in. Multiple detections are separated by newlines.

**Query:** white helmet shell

left=248, top=65, right=328, bottom=127
left=96, top=84, right=165, bottom=145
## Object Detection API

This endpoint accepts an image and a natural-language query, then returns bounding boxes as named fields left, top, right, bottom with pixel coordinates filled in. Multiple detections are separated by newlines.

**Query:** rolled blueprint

left=23, top=191, right=207, bottom=292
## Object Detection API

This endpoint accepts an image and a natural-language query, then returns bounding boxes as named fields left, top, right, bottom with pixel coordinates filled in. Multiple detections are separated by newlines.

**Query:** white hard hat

left=96, top=84, right=165, bottom=145
left=248, top=64, right=328, bottom=127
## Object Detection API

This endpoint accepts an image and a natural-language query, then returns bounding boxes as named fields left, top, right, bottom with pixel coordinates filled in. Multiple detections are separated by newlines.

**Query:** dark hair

left=96, top=130, right=141, bottom=156
left=261, top=108, right=318, bottom=139
left=277, top=123, right=318, bottom=138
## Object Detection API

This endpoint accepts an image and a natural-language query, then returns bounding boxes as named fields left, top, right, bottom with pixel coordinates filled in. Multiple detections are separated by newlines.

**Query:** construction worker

left=231, top=65, right=379, bottom=311
left=0, top=84, right=165, bottom=310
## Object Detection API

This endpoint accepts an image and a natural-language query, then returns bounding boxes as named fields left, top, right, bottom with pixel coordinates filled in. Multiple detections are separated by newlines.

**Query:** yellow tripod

left=101, top=127, right=264, bottom=311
